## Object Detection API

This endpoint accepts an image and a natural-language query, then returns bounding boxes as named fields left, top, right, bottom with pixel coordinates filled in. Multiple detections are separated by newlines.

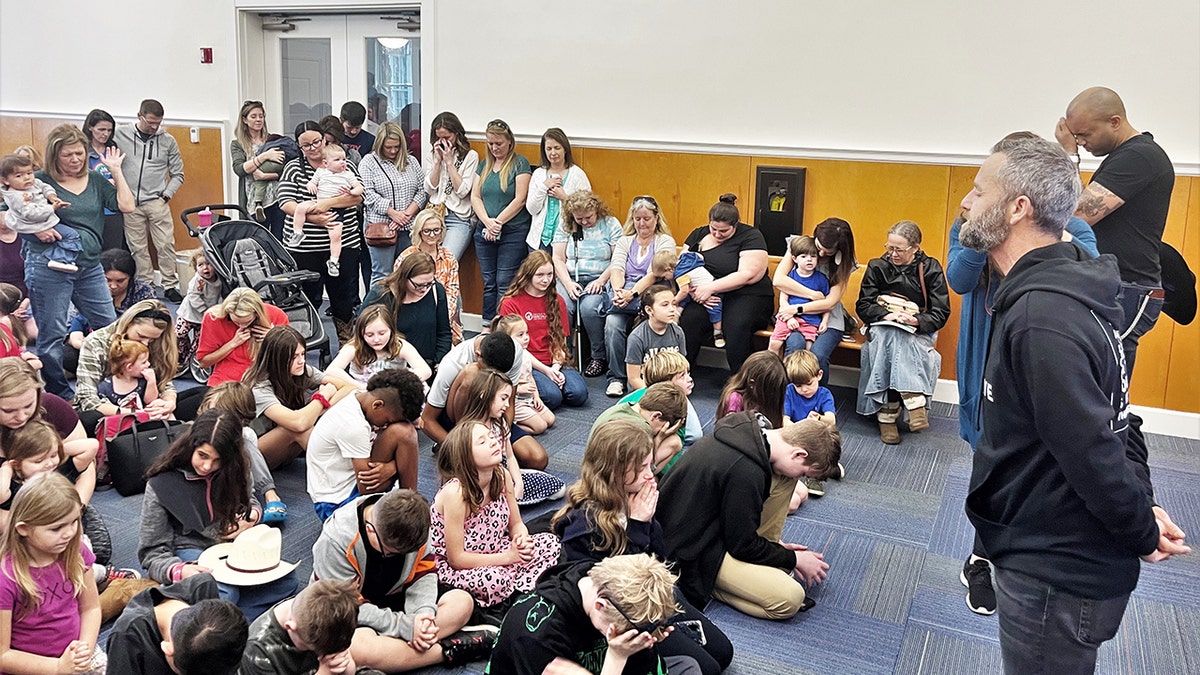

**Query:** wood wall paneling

left=1161, top=176, right=1200, bottom=413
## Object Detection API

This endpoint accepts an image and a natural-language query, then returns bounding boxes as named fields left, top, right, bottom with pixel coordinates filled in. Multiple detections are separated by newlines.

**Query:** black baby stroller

left=180, top=205, right=331, bottom=372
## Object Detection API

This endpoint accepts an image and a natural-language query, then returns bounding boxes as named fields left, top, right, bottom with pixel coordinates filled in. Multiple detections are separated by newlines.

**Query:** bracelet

left=311, top=392, right=332, bottom=409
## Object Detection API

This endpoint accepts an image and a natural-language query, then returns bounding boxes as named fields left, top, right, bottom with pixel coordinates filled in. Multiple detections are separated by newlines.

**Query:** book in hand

left=870, top=320, right=917, bottom=334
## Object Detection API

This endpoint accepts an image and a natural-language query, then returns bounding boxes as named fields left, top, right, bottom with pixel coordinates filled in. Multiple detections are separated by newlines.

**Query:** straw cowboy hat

left=198, top=525, right=298, bottom=586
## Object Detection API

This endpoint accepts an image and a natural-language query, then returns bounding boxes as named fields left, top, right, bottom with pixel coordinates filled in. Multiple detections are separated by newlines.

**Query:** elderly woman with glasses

left=398, top=208, right=462, bottom=343
left=603, top=195, right=677, bottom=397
left=855, top=220, right=950, bottom=445
left=360, top=251, right=451, bottom=369
left=276, top=121, right=364, bottom=344
left=470, top=118, right=532, bottom=325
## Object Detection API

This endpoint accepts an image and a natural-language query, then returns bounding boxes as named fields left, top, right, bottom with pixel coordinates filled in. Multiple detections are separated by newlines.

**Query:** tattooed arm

left=1074, top=181, right=1126, bottom=226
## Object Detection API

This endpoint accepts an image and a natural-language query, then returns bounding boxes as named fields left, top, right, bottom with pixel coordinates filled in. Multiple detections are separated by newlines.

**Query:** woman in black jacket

left=855, top=220, right=950, bottom=444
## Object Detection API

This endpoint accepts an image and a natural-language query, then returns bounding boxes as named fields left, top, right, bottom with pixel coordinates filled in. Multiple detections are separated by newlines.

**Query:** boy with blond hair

left=486, top=554, right=694, bottom=675
left=620, top=349, right=701, bottom=447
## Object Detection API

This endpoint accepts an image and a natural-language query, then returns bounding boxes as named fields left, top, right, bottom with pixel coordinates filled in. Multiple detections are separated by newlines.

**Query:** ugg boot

left=878, top=403, right=902, bottom=444
left=902, top=393, right=929, bottom=431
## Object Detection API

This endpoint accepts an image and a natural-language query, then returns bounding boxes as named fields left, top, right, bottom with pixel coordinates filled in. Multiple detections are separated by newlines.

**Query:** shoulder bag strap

left=918, top=261, right=929, bottom=314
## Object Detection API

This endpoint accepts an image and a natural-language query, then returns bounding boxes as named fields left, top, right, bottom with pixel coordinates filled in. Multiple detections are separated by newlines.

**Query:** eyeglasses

left=365, top=521, right=399, bottom=557
left=420, top=228, right=444, bottom=236
left=487, top=119, right=510, bottom=131
left=884, top=244, right=914, bottom=255
left=632, top=195, right=659, bottom=209
left=300, top=139, right=324, bottom=150
left=605, top=595, right=666, bottom=637
left=409, top=279, right=435, bottom=290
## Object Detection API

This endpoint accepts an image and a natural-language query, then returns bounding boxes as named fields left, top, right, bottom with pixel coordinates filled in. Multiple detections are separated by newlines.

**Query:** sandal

left=262, top=501, right=288, bottom=525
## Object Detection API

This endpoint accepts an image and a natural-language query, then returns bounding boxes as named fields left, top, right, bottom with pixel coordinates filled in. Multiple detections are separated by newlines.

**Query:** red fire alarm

left=200, top=47, right=213, bottom=64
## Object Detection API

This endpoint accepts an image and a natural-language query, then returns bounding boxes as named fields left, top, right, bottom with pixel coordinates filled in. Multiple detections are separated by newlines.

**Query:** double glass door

left=262, top=14, right=420, bottom=134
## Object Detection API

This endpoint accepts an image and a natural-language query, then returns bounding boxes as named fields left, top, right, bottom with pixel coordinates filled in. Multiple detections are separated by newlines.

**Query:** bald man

left=1055, top=87, right=1174, bottom=381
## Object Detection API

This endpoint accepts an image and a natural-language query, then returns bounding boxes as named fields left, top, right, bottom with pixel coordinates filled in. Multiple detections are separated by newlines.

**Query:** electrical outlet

left=189, top=127, right=200, bottom=144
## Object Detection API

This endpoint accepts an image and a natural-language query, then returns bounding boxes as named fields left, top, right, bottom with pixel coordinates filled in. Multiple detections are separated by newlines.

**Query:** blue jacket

left=947, top=216, right=1097, bottom=447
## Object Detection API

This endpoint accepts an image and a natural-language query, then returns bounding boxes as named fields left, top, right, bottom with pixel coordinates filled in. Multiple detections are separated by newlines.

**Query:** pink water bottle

left=197, top=207, right=213, bottom=228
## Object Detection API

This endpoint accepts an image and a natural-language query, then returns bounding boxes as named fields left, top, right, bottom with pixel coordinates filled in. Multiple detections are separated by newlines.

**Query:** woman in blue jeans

left=471, top=118, right=532, bottom=325
left=423, top=112, right=478, bottom=263
left=774, top=217, right=858, bottom=387
left=28, top=125, right=133, bottom=399
left=552, top=190, right=623, bottom=378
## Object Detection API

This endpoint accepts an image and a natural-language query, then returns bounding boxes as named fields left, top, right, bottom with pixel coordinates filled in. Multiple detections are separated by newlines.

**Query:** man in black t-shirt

left=1055, top=86, right=1175, bottom=380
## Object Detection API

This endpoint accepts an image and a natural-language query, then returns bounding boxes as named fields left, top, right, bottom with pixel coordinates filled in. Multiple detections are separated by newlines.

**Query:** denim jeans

left=475, top=225, right=530, bottom=322
left=27, top=256, right=117, bottom=399
left=442, top=211, right=473, bottom=264
left=604, top=312, right=633, bottom=384
left=1116, top=281, right=1163, bottom=382
left=532, top=368, right=589, bottom=409
left=367, top=229, right=414, bottom=285
left=994, top=566, right=1130, bottom=675
left=787, top=327, right=845, bottom=388
left=177, top=547, right=300, bottom=622
left=558, top=277, right=610, bottom=361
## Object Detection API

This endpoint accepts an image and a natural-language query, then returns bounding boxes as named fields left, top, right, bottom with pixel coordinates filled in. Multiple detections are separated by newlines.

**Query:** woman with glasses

left=359, top=122, right=428, bottom=284
left=276, top=121, right=364, bottom=345
left=854, top=220, right=950, bottom=445
left=677, top=194, right=773, bottom=373
left=471, top=119, right=533, bottom=325
left=398, top=208, right=462, bottom=343
left=423, top=112, right=478, bottom=264
left=552, top=190, right=622, bottom=379
left=604, top=195, right=677, bottom=397
left=526, top=128, right=591, bottom=251
left=772, top=217, right=859, bottom=385
left=360, top=252, right=451, bottom=370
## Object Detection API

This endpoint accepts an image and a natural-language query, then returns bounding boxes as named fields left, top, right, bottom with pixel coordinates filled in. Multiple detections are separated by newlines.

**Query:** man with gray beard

left=959, top=137, right=1188, bottom=674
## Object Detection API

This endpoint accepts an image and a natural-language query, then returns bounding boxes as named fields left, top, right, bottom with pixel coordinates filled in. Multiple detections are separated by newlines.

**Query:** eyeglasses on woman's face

left=409, top=279, right=435, bottom=291
left=420, top=227, right=444, bottom=237
left=884, top=244, right=914, bottom=255
left=300, top=138, right=324, bottom=150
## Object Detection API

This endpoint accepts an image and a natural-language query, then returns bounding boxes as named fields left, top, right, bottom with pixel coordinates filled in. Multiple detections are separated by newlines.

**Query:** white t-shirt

left=305, top=393, right=371, bottom=504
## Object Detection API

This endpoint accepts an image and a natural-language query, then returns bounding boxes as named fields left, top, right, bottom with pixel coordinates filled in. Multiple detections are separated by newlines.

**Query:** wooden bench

left=752, top=259, right=866, bottom=352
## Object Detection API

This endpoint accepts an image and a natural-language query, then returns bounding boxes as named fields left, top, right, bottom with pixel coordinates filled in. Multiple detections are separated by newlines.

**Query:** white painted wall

left=0, top=1, right=240, bottom=124
left=422, top=0, right=1200, bottom=170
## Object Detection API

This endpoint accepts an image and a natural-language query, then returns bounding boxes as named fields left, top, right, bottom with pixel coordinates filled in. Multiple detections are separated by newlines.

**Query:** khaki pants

left=125, top=198, right=178, bottom=287
left=712, top=473, right=805, bottom=620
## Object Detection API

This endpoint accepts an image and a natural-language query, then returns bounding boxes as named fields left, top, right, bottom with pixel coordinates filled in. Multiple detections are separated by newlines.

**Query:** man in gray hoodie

left=114, top=98, right=184, bottom=302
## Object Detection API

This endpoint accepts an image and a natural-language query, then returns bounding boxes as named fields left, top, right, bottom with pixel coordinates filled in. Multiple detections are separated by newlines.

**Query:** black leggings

left=293, top=247, right=362, bottom=323
left=658, top=590, right=735, bottom=675
left=679, top=290, right=774, bottom=372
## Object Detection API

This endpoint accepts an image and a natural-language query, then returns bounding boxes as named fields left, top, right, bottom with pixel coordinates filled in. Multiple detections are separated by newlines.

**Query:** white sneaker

left=285, top=228, right=305, bottom=246
left=47, top=260, right=79, bottom=273
left=326, top=259, right=341, bottom=276
left=606, top=381, right=625, bottom=397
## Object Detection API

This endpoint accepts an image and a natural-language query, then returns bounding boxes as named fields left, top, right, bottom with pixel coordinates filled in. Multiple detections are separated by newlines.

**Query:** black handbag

left=106, top=418, right=187, bottom=497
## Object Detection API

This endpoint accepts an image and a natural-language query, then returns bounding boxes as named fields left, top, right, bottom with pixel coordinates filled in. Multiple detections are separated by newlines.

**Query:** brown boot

left=908, top=406, right=929, bottom=432
left=879, top=421, right=901, bottom=444
left=333, top=318, right=354, bottom=346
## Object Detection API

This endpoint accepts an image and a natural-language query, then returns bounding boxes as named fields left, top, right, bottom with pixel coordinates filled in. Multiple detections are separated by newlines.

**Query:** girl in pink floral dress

left=429, top=421, right=560, bottom=608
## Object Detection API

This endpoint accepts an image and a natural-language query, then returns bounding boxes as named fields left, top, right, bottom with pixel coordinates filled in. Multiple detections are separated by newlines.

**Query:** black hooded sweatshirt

left=966, top=243, right=1158, bottom=599
left=657, top=412, right=796, bottom=607
left=485, top=561, right=667, bottom=675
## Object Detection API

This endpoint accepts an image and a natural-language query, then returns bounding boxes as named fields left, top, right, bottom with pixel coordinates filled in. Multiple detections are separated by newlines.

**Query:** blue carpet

left=90, top=354, right=1200, bottom=674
